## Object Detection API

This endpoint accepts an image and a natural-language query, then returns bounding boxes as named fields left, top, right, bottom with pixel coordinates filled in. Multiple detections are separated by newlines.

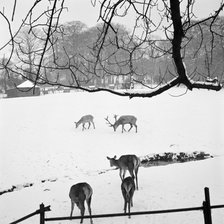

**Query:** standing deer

left=106, top=154, right=140, bottom=190
left=105, top=115, right=137, bottom=133
left=75, top=115, right=95, bottom=131
left=69, top=182, right=93, bottom=224
left=121, top=176, right=136, bottom=218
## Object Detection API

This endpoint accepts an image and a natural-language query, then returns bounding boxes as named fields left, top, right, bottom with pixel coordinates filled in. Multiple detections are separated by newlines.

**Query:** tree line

left=0, top=0, right=223, bottom=97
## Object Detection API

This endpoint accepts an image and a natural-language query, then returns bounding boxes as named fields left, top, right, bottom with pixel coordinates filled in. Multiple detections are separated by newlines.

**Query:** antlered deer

left=105, top=115, right=137, bottom=133
left=75, top=115, right=95, bottom=131
left=106, top=155, right=140, bottom=190
left=121, top=176, right=135, bottom=218
left=69, top=182, right=93, bottom=224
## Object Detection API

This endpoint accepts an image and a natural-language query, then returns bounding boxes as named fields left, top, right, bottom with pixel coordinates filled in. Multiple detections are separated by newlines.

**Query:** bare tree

left=0, top=0, right=65, bottom=83
left=91, top=0, right=224, bottom=98
left=0, top=0, right=223, bottom=98
left=183, top=17, right=224, bottom=82
left=13, top=27, right=45, bottom=81
left=0, top=56, right=21, bottom=92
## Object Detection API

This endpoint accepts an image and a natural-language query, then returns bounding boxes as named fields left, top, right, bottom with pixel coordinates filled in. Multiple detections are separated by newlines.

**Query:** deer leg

left=121, top=187, right=126, bottom=213
left=130, top=186, right=135, bottom=207
left=92, top=121, right=95, bottom=129
left=135, top=167, right=139, bottom=190
left=128, top=201, right=131, bottom=218
left=79, top=203, right=85, bottom=224
left=131, top=197, right=133, bottom=207
left=128, top=168, right=135, bottom=180
left=128, top=124, right=133, bottom=132
left=128, top=168, right=138, bottom=190
left=122, top=170, right=126, bottom=180
left=86, top=196, right=93, bottom=224
left=134, top=124, right=137, bottom=133
left=119, top=169, right=122, bottom=180
left=82, top=124, right=85, bottom=131
left=124, top=200, right=127, bottom=213
left=70, top=201, right=74, bottom=218
left=120, top=169, right=126, bottom=180
left=88, top=122, right=91, bottom=129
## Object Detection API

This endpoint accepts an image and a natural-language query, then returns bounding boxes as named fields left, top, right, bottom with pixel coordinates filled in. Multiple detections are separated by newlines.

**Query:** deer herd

left=69, top=154, right=140, bottom=223
left=70, top=115, right=139, bottom=223
left=74, top=114, right=138, bottom=133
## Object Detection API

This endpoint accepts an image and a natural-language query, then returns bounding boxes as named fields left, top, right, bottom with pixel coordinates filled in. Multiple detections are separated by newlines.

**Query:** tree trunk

left=170, top=0, right=192, bottom=89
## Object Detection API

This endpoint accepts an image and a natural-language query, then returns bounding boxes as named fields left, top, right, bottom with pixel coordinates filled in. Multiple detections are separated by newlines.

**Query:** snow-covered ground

left=0, top=88, right=224, bottom=224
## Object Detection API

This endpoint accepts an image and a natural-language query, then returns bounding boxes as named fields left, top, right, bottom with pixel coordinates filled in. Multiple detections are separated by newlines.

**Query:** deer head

left=105, top=115, right=118, bottom=131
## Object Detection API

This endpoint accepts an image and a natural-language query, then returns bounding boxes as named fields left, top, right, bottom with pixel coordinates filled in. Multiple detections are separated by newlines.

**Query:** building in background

left=6, top=80, right=40, bottom=98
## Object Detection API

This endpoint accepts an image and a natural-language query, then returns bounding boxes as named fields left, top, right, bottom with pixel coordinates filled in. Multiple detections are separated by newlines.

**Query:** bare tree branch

left=0, top=0, right=223, bottom=98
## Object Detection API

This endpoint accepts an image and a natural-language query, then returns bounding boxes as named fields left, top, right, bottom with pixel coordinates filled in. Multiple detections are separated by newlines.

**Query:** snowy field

left=0, top=88, right=224, bottom=224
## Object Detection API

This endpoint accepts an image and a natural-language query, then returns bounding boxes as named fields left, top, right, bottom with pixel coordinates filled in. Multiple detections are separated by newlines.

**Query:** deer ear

left=114, top=155, right=117, bottom=159
left=106, top=156, right=110, bottom=160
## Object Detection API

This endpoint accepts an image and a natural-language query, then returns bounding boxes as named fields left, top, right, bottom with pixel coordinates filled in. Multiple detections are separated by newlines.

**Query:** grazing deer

left=69, top=182, right=93, bottom=224
left=75, top=115, right=95, bottom=131
left=121, top=176, right=135, bottom=218
left=106, top=155, right=140, bottom=190
left=105, top=115, right=137, bottom=133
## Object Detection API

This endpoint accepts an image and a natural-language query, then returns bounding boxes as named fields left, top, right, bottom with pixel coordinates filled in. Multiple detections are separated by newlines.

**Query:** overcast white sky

left=0, top=0, right=223, bottom=55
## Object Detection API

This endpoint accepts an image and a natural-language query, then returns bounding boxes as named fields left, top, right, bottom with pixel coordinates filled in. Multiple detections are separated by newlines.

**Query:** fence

left=10, top=187, right=224, bottom=224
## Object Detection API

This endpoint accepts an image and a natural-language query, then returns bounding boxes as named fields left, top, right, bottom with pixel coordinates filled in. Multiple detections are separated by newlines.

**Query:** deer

left=105, top=115, right=137, bottom=133
left=121, top=176, right=136, bottom=218
left=75, top=115, right=95, bottom=131
left=106, top=154, right=140, bottom=190
left=69, top=182, right=93, bottom=224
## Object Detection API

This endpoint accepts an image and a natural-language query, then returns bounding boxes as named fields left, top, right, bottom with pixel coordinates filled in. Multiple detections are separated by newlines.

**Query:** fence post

left=39, top=203, right=45, bottom=224
left=203, top=187, right=212, bottom=224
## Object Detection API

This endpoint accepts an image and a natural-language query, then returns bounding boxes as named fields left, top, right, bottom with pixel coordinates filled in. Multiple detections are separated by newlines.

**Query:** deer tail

left=124, top=184, right=132, bottom=198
